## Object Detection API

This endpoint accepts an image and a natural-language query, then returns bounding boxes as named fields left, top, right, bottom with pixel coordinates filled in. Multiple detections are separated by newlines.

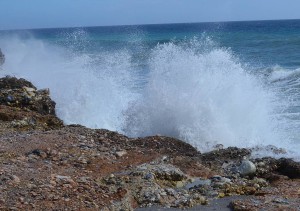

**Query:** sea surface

left=1, top=19, right=300, bottom=160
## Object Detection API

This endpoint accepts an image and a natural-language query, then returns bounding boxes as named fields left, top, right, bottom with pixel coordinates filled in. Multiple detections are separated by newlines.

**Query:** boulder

left=238, top=160, right=256, bottom=176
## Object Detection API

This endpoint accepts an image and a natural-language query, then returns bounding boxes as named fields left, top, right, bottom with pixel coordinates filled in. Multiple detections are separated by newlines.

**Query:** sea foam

left=0, top=33, right=299, bottom=160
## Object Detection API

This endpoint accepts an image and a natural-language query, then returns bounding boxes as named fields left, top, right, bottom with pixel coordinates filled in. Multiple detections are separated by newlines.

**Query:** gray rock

left=153, top=164, right=186, bottom=181
left=0, top=48, right=5, bottom=65
left=185, top=178, right=211, bottom=189
left=115, top=150, right=127, bottom=158
left=144, top=173, right=154, bottom=180
left=239, top=160, right=256, bottom=176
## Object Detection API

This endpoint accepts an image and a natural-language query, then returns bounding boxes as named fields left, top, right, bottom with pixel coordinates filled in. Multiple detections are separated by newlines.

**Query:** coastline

left=0, top=76, right=299, bottom=210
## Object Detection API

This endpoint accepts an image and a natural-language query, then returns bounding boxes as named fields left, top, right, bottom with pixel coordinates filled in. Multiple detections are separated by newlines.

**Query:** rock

left=201, top=147, right=251, bottom=162
left=0, top=77, right=57, bottom=115
left=185, top=178, right=211, bottom=189
left=239, top=160, right=256, bottom=176
left=144, top=173, right=154, bottom=180
left=277, top=158, right=300, bottom=179
left=273, top=198, right=289, bottom=204
left=0, top=76, right=35, bottom=89
left=115, top=150, right=127, bottom=158
left=53, top=175, right=76, bottom=186
left=10, top=175, right=20, bottom=184
left=0, top=48, right=5, bottom=65
left=153, top=164, right=186, bottom=181
left=165, top=188, right=177, bottom=196
left=1, top=76, right=300, bottom=211
left=28, top=149, right=47, bottom=159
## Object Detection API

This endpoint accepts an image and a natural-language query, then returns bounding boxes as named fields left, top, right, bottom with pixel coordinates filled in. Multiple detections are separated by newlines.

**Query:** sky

left=0, top=0, right=300, bottom=30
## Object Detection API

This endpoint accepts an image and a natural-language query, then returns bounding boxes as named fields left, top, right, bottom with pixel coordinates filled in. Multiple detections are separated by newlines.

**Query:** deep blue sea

left=1, top=19, right=300, bottom=159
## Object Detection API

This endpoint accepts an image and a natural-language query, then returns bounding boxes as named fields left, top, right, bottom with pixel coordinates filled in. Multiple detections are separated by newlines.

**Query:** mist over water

left=0, top=22, right=300, bottom=160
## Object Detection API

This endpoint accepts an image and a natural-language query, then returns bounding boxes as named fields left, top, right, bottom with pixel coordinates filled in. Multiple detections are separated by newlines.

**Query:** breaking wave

left=0, top=32, right=299, bottom=160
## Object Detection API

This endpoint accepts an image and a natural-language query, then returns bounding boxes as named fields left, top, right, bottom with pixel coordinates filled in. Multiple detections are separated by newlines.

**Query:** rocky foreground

left=0, top=76, right=299, bottom=211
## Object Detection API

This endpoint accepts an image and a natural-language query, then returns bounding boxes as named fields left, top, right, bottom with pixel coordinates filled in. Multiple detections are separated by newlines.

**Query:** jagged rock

left=0, top=76, right=56, bottom=115
left=0, top=76, right=35, bottom=89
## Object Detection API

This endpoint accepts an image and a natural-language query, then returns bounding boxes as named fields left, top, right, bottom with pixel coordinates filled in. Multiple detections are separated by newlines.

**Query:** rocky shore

left=0, top=76, right=299, bottom=211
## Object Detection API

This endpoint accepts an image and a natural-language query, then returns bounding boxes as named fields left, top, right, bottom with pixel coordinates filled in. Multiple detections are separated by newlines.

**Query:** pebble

left=10, top=175, right=20, bottom=184
left=144, top=173, right=154, bottom=180
left=115, top=150, right=127, bottom=158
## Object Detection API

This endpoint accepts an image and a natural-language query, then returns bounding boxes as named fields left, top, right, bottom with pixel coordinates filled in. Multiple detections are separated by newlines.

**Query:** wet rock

left=277, top=158, right=300, bottom=179
left=239, top=160, right=256, bottom=176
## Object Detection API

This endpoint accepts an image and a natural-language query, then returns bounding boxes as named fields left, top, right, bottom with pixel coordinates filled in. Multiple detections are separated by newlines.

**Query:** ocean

left=0, top=19, right=300, bottom=160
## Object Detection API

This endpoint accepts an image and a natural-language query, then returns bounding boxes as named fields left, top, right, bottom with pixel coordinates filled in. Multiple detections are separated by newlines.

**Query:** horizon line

left=1, top=18, right=300, bottom=32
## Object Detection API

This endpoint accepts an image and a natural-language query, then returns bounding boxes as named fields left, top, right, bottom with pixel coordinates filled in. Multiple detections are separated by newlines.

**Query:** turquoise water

left=0, top=19, right=300, bottom=159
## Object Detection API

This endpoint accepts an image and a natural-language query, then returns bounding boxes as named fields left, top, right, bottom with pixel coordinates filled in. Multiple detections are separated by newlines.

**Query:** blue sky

left=1, top=0, right=300, bottom=30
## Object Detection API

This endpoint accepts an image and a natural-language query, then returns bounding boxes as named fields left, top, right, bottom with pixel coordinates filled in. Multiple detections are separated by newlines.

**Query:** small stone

left=219, top=193, right=225, bottom=198
left=10, top=175, right=20, bottom=184
left=161, top=156, right=168, bottom=162
left=165, top=188, right=176, bottom=196
left=273, top=198, right=289, bottom=204
left=207, top=191, right=219, bottom=197
left=6, top=95, right=14, bottom=102
left=144, top=173, right=154, bottom=180
left=55, top=175, right=76, bottom=186
left=115, top=150, right=127, bottom=158
left=78, top=157, right=88, bottom=164
left=239, top=160, right=256, bottom=176
left=19, top=197, right=24, bottom=203
left=176, top=181, right=184, bottom=188
left=23, top=87, right=36, bottom=93
left=253, top=183, right=260, bottom=189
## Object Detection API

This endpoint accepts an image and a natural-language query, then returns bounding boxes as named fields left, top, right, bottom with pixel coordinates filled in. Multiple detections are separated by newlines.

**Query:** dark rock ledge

left=0, top=76, right=299, bottom=211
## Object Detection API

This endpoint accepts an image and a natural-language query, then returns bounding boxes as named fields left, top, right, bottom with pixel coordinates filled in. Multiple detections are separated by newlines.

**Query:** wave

left=0, top=34, right=138, bottom=130
left=123, top=40, right=289, bottom=152
left=0, top=32, right=299, bottom=160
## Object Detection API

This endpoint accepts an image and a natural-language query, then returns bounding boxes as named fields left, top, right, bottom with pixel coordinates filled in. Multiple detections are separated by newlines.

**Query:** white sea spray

left=0, top=33, right=299, bottom=160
